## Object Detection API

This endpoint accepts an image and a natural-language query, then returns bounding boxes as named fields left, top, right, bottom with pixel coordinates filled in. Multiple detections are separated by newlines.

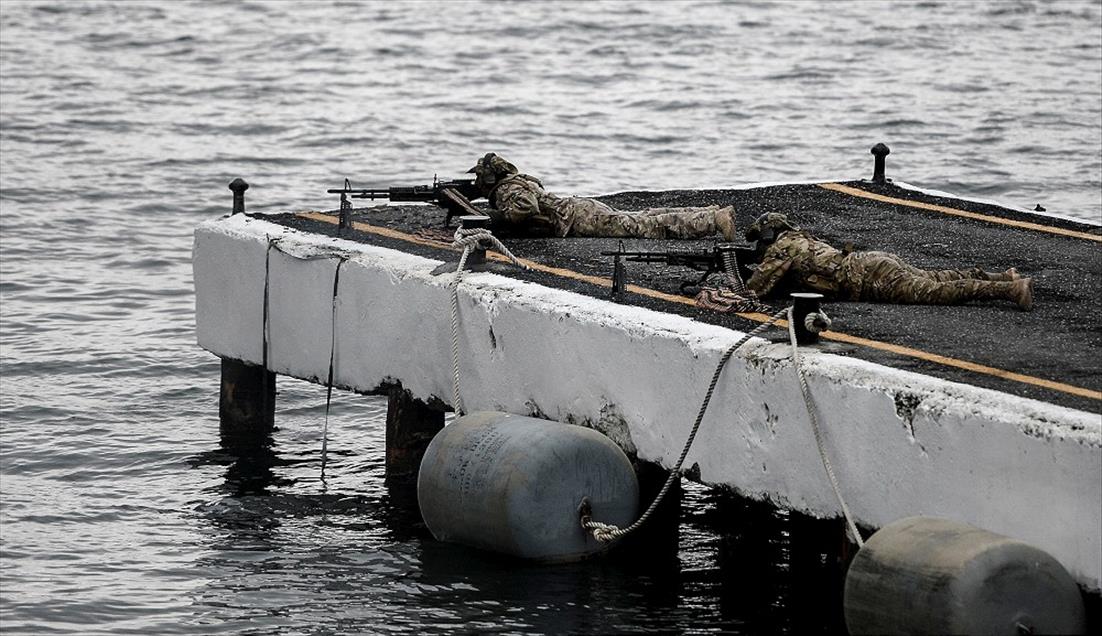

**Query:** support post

left=385, top=388, right=445, bottom=485
left=219, top=357, right=275, bottom=450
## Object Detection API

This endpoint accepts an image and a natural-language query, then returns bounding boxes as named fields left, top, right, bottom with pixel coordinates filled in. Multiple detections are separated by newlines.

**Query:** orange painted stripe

left=819, top=182, right=1102, bottom=242
left=298, top=211, right=1101, bottom=401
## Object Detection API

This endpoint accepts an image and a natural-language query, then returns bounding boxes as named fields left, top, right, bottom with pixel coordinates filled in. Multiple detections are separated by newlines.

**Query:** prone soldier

left=468, top=153, right=739, bottom=241
left=744, top=213, right=1035, bottom=311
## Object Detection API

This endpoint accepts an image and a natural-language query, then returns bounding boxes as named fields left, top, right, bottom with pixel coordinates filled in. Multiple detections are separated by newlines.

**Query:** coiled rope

left=582, top=303, right=863, bottom=548
left=448, top=226, right=528, bottom=416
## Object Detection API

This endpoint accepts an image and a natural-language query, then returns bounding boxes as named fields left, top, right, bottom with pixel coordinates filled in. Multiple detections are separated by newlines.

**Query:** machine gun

left=600, top=241, right=757, bottom=300
left=326, top=176, right=483, bottom=228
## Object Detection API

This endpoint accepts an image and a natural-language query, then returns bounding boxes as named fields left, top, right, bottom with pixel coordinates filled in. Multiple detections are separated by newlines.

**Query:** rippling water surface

left=1, top=1, right=1100, bottom=634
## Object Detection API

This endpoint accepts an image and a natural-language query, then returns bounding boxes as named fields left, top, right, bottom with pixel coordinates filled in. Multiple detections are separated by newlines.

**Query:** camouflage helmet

left=467, top=152, right=519, bottom=195
left=745, top=212, right=799, bottom=244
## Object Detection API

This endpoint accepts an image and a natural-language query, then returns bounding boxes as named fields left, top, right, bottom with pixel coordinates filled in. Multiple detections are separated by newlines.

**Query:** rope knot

left=581, top=519, right=624, bottom=543
left=804, top=310, right=832, bottom=333
left=449, top=226, right=529, bottom=271
left=451, top=226, right=492, bottom=250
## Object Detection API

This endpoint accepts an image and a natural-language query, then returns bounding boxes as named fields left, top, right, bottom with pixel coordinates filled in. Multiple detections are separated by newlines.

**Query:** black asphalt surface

left=266, top=180, right=1102, bottom=414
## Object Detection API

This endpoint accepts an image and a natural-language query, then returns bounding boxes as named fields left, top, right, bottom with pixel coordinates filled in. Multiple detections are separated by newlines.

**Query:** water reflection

left=188, top=431, right=290, bottom=498
left=701, top=492, right=849, bottom=633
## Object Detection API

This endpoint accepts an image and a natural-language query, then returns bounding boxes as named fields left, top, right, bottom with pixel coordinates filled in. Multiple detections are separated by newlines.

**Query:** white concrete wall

left=194, top=213, right=1102, bottom=592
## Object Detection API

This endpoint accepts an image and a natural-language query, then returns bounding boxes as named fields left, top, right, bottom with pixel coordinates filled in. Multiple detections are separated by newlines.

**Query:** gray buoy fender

left=417, top=411, right=639, bottom=562
left=844, top=516, right=1086, bottom=635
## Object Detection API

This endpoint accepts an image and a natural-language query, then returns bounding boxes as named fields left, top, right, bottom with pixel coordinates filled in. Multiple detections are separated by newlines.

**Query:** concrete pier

left=192, top=180, right=1101, bottom=593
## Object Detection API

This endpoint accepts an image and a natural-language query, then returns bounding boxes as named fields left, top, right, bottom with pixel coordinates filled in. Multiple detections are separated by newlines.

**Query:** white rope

left=786, top=306, right=863, bottom=547
left=448, top=226, right=528, bottom=416
left=582, top=304, right=862, bottom=548
left=581, top=308, right=790, bottom=542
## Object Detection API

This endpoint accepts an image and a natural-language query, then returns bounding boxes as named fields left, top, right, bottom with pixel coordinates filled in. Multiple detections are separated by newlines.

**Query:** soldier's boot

left=714, top=206, right=738, bottom=242
left=1009, top=277, right=1034, bottom=311
left=964, top=278, right=1033, bottom=311
left=986, top=267, right=1021, bottom=282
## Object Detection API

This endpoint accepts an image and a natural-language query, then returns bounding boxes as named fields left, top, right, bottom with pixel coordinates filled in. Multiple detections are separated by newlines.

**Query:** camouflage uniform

left=468, top=153, right=736, bottom=240
left=744, top=214, right=1033, bottom=310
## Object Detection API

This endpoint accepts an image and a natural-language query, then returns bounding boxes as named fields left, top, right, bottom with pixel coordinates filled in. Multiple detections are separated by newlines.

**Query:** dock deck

left=276, top=180, right=1102, bottom=414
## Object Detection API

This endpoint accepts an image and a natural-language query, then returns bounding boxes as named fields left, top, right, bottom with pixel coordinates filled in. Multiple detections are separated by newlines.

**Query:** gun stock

left=436, top=186, right=484, bottom=225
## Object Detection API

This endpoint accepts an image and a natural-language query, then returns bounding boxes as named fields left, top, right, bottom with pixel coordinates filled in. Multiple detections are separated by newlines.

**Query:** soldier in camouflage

left=467, top=153, right=739, bottom=240
left=744, top=213, right=1034, bottom=311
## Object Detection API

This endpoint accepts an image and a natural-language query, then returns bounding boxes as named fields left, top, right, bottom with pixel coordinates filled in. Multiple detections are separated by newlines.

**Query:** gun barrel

left=438, top=178, right=476, bottom=187
left=325, top=188, right=392, bottom=199
left=600, top=250, right=725, bottom=273
left=386, top=185, right=437, bottom=201
left=599, top=250, right=710, bottom=258
left=599, top=250, right=668, bottom=258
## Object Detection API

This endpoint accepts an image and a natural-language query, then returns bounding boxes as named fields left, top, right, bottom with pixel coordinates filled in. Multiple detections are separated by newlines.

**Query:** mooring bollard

left=429, top=214, right=497, bottom=276
left=229, top=178, right=249, bottom=214
left=790, top=292, right=826, bottom=345
left=458, top=215, right=491, bottom=268
left=870, top=143, right=890, bottom=184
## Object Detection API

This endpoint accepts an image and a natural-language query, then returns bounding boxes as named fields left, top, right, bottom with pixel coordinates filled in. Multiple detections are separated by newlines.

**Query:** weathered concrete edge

left=193, top=213, right=1102, bottom=591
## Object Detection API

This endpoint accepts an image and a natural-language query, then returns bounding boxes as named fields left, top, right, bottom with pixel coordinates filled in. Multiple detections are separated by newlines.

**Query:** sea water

left=1, top=1, right=1099, bottom=634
